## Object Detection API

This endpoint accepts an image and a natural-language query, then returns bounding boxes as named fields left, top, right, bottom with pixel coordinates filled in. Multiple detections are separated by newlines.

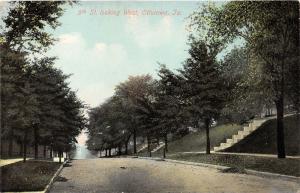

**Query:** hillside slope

left=151, top=124, right=242, bottom=156
left=224, top=115, right=300, bottom=155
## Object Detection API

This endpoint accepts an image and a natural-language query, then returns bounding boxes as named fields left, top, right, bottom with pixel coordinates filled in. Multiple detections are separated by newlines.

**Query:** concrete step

left=243, top=126, right=252, bottom=132
left=151, top=142, right=165, bottom=153
left=220, top=142, right=232, bottom=149
left=238, top=130, right=250, bottom=136
left=252, top=120, right=266, bottom=128
left=214, top=146, right=220, bottom=151
left=233, top=134, right=243, bottom=143
left=214, top=117, right=274, bottom=152
left=253, top=119, right=265, bottom=124
left=137, top=145, right=148, bottom=153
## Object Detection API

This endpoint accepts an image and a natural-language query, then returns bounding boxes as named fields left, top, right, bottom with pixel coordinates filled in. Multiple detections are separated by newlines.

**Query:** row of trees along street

left=86, top=1, right=299, bottom=159
left=1, top=2, right=86, bottom=162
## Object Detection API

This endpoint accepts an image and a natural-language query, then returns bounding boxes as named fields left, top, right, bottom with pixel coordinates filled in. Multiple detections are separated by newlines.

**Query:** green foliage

left=220, top=47, right=273, bottom=123
left=1, top=1, right=85, bottom=159
left=191, top=1, right=299, bottom=158
left=87, top=75, right=158, bottom=152
left=2, top=1, right=66, bottom=52
left=179, top=39, right=225, bottom=125
left=153, top=64, right=184, bottom=136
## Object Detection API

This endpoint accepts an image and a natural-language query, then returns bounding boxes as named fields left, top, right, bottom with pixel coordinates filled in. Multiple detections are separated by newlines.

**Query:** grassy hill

left=149, top=124, right=242, bottom=156
left=224, top=115, right=300, bottom=155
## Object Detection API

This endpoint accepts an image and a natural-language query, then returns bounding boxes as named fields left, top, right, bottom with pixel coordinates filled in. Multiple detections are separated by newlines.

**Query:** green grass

left=0, top=160, right=61, bottom=192
left=152, top=124, right=242, bottom=156
left=225, top=115, right=300, bottom=155
left=167, top=153, right=300, bottom=177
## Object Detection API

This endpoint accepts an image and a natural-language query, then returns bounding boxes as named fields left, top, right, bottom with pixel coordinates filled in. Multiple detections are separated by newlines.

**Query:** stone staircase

left=137, top=144, right=148, bottom=153
left=137, top=142, right=166, bottom=153
left=151, top=142, right=165, bottom=153
left=213, top=118, right=272, bottom=152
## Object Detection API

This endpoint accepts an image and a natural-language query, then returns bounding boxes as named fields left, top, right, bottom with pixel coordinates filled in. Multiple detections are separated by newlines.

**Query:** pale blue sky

left=47, top=1, right=205, bottom=108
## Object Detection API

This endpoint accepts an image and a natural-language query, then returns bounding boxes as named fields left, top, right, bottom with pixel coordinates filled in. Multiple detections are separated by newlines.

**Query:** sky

left=46, top=1, right=204, bottom=109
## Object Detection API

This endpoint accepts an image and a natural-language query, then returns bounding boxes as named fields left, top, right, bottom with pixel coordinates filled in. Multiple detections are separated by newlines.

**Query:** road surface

left=72, top=144, right=98, bottom=159
left=50, top=158, right=299, bottom=193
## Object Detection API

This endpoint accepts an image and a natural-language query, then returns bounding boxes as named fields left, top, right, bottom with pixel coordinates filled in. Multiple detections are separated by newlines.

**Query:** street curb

left=137, top=156, right=228, bottom=170
left=136, top=156, right=300, bottom=182
left=43, top=160, right=68, bottom=193
left=164, top=158, right=229, bottom=170
left=246, top=169, right=300, bottom=183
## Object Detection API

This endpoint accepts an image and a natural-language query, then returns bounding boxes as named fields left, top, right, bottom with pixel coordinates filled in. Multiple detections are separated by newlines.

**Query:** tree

left=115, top=75, right=156, bottom=154
left=0, top=43, right=40, bottom=161
left=0, top=44, right=27, bottom=157
left=18, top=72, right=40, bottom=162
left=87, top=75, right=158, bottom=157
left=179, top=39, right=225, bottom=154
left=2, top=1, right=67, bottom=53
left=154, top=64, right=183, bottom=153
left=220, top=47, right=273, bottom=124
left=87, top=97, right=128, bottom=156
left=1, top=1, right=80, bottom=161
left=191, top=1, right=299, bottom=158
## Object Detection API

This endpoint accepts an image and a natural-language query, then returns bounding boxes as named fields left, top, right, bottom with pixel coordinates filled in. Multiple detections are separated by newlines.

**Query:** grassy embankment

left=143, top=115, right=300, bottom=176
left=167, top=153, right=300, bottom=177
left=138, top=123, right=242, bottom=157
left=0, top=160, right=61, bottom=192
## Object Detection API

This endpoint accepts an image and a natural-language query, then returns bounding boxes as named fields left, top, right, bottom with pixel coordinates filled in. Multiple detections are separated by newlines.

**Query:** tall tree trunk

left=125, top=134, right=131, bottom=155
left=133, top=128, right=137, bottom=154
left=43, top=145, right=46, bottom=159
left=34, top=126, right=39, bottom=159
left=147, top=136, right=151, bottom=157
left=125, top=142, right=128, bottom=155
left=50, top=145, right=53, bottom=159
left=59, top=151, right=62, bottom=163
left=297, top=111, right=300, bottom=132
left=105, top=149, right=107, bottom=157
left=19, top=142, right=23, bottom=156
left=109, top=148, right=111, bottom=157
left=8, top=128, right=14, bottom=157
left=164, top=133, right=168, bottom=153
left=275, top=97, right=286, bottom=158
left=205, top=118, right=211, bottom=154
left=118, top=145, right=121, bottom=156
left=23, top=130, right=28, bottom=162
left=0, top=139, right=3, bottom=157
left=275, top=54, right=286, bottom=159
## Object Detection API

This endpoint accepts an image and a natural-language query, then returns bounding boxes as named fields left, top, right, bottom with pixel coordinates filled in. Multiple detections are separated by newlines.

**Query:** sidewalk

left=0, top=158, right=31, bottom=167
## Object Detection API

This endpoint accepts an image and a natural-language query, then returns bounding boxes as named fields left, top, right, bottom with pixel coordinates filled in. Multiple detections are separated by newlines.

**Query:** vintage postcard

left=0, top=1, right=299, bottom=192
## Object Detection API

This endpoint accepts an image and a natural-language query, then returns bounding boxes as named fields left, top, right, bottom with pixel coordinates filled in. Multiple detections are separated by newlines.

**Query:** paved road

left=50, top=158, right=299, bottom=193
left=72, top=144, right=98, bottom=159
